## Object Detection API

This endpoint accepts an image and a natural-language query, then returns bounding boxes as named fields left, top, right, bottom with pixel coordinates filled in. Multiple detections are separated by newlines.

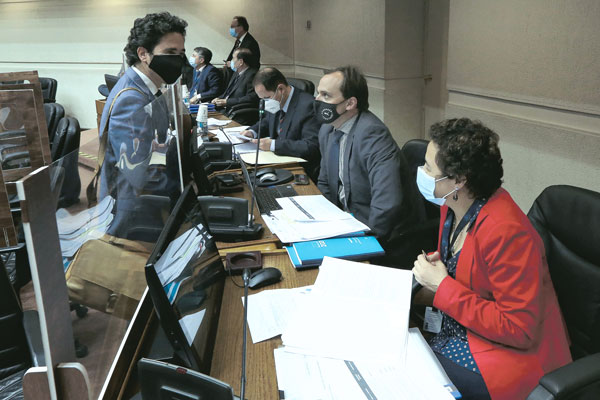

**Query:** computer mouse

left=248, top=267, right=282, bottom=290
left=258, top=172, right=278, bottom=183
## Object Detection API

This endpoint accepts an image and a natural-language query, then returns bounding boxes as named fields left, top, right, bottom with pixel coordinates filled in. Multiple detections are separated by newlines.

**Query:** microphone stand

left=240, top=267, right=251, bottom=400
left=248, top=99, right=265, bottom=227
left=239, top=99, right=264, bottom=400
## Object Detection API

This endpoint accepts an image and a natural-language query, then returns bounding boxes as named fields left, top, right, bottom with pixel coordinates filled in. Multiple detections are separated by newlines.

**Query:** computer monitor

left=145, top=183, right=226, bottom=373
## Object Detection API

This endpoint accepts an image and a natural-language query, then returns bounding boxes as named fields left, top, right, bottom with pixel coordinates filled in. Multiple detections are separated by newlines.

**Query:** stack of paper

left=261, top=195, right=369, bottom=243
left=56, top=196, right=115, bottom=258
left=271, top=257, right=455, bottom=399
left=209, top=126, right=249, bottom=145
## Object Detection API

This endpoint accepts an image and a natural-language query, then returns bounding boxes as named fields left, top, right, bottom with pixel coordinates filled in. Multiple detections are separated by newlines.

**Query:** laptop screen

left=145, top=183, right=225, bottom=373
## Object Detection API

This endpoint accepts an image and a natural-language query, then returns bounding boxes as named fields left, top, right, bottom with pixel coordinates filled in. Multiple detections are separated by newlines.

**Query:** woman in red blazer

left=413, top=118, right=571, bottom=400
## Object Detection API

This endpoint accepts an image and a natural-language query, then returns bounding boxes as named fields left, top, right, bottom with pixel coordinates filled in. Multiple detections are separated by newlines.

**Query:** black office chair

left=51, top=117, right=81, bottom=208
left=0, top=257, right=44, bottom=399
left=44, top=102, right=65, bottom=144
left=287, top=77, right=315, bottom=96
left=526, top=185, right=600, bottom=400
left=226, top=102, right=259, bottom=125
left=39, top=77, right=57, bottom=104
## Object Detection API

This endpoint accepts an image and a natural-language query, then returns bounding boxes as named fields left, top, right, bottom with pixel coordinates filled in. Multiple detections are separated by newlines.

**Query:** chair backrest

left=527, top=185, right=600, bottom=360
left=39, top=77, right=57, bottom=103
left=401, top=139, right=439, bottom=220
left=44, top=103, right=65, bottom=144
left=51, top=117, right=69, bottom=161
left=104, top=74, right=119, bottom=93
left=60, top=116, right=80, bottom=158
left=287, top=77, right=315, bottom=96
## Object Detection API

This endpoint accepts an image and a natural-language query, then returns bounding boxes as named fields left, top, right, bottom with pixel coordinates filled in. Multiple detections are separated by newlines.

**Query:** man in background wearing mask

left=97, top=11, right=187, bottom=238
left=239, top=67, right=321, bottom=181
left=189, top=47, right=223, bottom=104
left=212, top=48, right=259, bottom=114
left=224, top=16, right=261, bottom=73
left=315, top=66, right=424, bottom=257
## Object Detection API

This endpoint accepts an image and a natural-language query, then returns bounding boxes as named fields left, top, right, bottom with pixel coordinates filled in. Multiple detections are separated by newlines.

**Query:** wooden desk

left=210, top=250, right=318, bottom=399
left=102, top=251, right=317, bottom=400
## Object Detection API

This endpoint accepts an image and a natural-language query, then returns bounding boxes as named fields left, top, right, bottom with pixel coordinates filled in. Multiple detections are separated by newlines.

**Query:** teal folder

left=292, top=236, right=385, bottom=268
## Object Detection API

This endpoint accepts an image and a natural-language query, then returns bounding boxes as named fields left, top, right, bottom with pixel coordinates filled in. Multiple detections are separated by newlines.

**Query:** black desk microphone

left=238, top=98, right=265, bottom=400
left=247, top=99, right=265, bottom=227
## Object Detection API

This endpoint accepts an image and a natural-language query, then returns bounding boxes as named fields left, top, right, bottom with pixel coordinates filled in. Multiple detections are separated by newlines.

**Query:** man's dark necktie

left=276, top=110, right=286, bottom=138
left=224, top=73, right=239, bottom=98
left=155, top=89, right=162, bottom=97
left=327, top=128, right=344, bottom=203
left=234, top=38, right=241, bottom=49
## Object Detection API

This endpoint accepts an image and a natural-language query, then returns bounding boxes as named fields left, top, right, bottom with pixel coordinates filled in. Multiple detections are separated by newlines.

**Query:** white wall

left=0, top=0, right=294, bottom=128
left=446, top=0, right=600, bottom=209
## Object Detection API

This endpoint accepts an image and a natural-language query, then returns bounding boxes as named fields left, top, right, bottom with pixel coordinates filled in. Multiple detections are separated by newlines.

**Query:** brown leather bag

left=65, top=234, right=153, bottom=320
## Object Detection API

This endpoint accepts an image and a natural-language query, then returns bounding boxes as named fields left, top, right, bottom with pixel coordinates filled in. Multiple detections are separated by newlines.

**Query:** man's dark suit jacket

left=226, top=32, right=261, bottom=67
left=249, top=88, right=321, bottom=180
left=190, top=63, right=223, bottom=102
left=317, top=111, right=424, bottom=245
left=221, top=68, right=259, bottom=110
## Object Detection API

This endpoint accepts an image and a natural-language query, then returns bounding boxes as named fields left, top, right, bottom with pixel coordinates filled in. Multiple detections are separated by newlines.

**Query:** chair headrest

left=98, top=84, right=110, bottom=97
left=527, top=184, right=600, bottom=358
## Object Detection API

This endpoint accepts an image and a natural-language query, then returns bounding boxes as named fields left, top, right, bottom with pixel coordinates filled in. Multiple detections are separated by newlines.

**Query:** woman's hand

left=412, top=251, right=449, bottom=293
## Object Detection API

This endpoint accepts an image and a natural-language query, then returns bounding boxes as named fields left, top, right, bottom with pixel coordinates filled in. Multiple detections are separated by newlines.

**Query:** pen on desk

left=422, top=250, right=431, bottom=263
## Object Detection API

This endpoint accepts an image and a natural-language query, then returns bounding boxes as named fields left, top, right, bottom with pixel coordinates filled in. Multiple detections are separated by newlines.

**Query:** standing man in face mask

left=238, top=67, right=321, bottom=181
left=97, top=11, right=187, bottom=237
left=315, top=66, right=424, bottom=250
left=224, top=16, right=260, bottom=72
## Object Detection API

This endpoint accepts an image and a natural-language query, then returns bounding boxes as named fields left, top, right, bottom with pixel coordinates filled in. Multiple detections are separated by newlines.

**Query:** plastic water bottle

left=196, top=104, right=208, bottom=141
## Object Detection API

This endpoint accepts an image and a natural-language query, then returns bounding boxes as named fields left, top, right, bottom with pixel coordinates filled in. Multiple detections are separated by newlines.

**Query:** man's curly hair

left=429, top=118, right=503, bottom=199
left=124, top=12, right=188, bottom=66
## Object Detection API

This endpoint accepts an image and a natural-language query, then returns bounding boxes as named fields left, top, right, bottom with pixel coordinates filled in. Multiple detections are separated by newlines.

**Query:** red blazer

left=433, top=188, right=571, bottom=400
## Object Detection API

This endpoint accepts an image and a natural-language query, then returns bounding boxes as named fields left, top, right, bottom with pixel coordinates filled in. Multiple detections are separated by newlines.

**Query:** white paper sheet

left=239, top=151, right=306, bottom=165
left=243, top=286, right=313, bottom=343
left=281, top=258, right=413, bottom=361
left=274, top=347, right=454, bottom=400
left=262, top=210, right=369, bottom=243
left=207, top=117, right=231, bottom=127
left=276, top=195, right=356, bottom=222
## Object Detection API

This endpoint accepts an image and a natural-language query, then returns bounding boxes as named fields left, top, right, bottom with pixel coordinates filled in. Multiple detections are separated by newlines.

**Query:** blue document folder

left=292, top=236, right=385, bottom=268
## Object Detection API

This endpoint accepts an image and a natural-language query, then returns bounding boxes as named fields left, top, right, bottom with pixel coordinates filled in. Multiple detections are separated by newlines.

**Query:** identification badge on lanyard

left=423, top=306, right=443, bottom=333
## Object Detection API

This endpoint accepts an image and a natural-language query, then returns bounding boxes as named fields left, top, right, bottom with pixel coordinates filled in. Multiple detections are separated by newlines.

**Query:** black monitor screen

left=145, top=183, right=225, bottom=373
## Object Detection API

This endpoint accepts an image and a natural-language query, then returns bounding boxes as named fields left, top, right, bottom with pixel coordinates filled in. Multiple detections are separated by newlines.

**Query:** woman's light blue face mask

left=416, top=166, right=456, bottom=206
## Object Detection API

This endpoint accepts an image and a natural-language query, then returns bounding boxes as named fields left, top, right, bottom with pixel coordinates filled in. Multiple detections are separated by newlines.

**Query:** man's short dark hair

left=233, top=16, right=249, bottom=31
left=124, top=12, right=187, bottom=66
left=330, top=66, right=369, bottom=111
left=253, top=67, right=288, bottom=91
left=234, top=48, right=254, bottom=68
left=194, top=47, right=212, bottom=64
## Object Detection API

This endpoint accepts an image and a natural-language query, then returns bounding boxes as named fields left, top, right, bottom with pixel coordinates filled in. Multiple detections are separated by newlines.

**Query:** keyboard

left=254, top=185, right=298, bottom=214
